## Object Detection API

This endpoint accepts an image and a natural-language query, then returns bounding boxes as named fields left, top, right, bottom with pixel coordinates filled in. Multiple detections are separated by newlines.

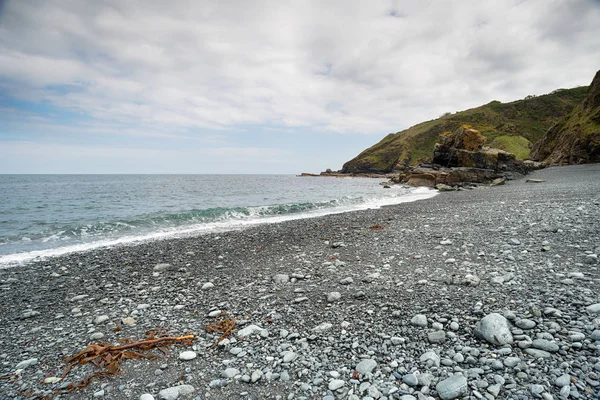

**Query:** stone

left=20, top=310, right=40, bottom=319
left=428, top=330, right=446, bottom=343
left=555, top=374, right=571, bottom=388
left=328, top=379, right=345, bottom=390
left=201, top=282, right=214, bottom=290
left=327, top=292, right=341, bottom=302
left=179, top=351, right=197, bottom=361
left=402, top=374, right=419, bottom=387
left=94, top=315, right=109, bottom=324
left=222, top=368, right=240, bottom=379
left=532, top=339, right=559, bottom=352
left=569, top=331, right=586, bottom=341
left=140, top=394, right=155, bottom=400
left=355, top=359, right=377, bottom=375
left=122, top=317, right=136, bottom=326
left=158, top=387, right=180, bottom=400
left=282, top=351, right=297, bottom=363
left=15, top=358, right=38, bottom=370
left=516, top=319, right=536, bottom=329
left=93, top=390, right=105, bottom=397
left=436, top=374, right=468, bottom=400
left=420, top=351, right=441, bottom=367
left=251, top=370, right=262, bottom=383
left=312, top=322, right=333, bottom=333
left=587, top=303, right=600, bottom=313
left=474, top=313, right=513, bottom=345
left=503, top=357, right=520, bottom=367
left=272, top=274, right=289, bottom=284
left=339, top=277, right=353, bottom=285
left=153, top=263, right=173, bottom=272
left=487, top=384, right=501, bottom=397
left=90, top=332, right=105, bottom=340
left=524, top=348, right=552, bottom=358
left=237, top=324, right=268, bottom=338
left=411, top=314, right=428, bottom=327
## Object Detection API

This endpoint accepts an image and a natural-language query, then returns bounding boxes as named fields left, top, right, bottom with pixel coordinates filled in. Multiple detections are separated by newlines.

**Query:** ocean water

left=0, top=175, right=436, bottom=267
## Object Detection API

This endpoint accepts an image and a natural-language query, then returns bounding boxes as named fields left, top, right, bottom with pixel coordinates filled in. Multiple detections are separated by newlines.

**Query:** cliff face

left=531, top=70, right=600, bottom=165
left=341, top=86, right=587, bottom=174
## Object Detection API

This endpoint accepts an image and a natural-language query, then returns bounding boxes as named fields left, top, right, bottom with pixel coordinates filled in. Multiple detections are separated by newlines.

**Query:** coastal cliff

left=341, top=86, right=588, bottom=174
left=531, top=70, right=600, bottom=165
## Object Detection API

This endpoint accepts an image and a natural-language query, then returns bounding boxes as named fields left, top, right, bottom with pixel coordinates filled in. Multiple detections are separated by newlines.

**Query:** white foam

left=0, top=187, right=437, bottom=268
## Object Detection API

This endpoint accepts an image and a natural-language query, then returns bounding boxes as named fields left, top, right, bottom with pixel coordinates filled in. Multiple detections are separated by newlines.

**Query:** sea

left=0, top=175, right=437, bottom=268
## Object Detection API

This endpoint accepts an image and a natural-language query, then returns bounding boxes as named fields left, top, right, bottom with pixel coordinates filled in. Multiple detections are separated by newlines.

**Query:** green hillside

left=342, top=86, right=588, bottom=173
left=532, top=70, right=600, bottom=164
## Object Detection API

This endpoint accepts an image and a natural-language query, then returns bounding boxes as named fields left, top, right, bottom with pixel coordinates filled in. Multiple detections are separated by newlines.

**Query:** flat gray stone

left=222, top=368, right=240, bottom=379
left=436, top=374, right=468, bottom=400
left=524, top=348, right=552, bottom=358
left=355, top=359, right=377, bottom=375
left=428, top=330, right=446, bottom=343
left=587, top=303, right=600, bottom=313
left=515, top=319, right=536, bottom=329
left=532, top=339, right=559, bottom=352
left=402, top=374, right=419, bottom=387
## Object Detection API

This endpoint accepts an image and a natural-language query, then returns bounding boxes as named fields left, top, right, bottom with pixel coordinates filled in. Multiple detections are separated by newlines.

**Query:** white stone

left=327, top=292, right=341, bottom=302
left=15, top=358, right=38, bottom=370
left=140, top=395, right=155, bottom=400
left=94, top=315, right=109, bottom=324
left=237, top=324, right=268, bottom=338
left=312, top=322, right=333, bottom=333
left=179, top=351, right=197, bottom=361
left=328, top=379, right=345, bottom=390
left=201, top=282, right=215, bottom=290
left=272, top=274, right=289, bottom=284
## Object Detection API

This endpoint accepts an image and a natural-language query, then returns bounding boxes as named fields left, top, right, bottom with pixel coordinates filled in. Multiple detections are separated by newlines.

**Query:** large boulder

left=474, top=313, right=514, bottom=345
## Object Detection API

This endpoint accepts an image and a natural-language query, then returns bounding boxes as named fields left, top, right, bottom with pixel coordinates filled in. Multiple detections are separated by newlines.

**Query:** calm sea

left=0, top=175, right=436, bottom=267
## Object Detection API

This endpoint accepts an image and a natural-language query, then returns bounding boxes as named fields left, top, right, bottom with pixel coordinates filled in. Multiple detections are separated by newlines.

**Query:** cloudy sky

left=1, top=0, right=599, bottom=174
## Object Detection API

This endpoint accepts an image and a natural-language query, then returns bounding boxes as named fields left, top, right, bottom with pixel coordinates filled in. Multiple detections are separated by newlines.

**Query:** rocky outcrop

left=531, top=70, right=600, bottom=165
left=393, top=126, right=539, bottom=188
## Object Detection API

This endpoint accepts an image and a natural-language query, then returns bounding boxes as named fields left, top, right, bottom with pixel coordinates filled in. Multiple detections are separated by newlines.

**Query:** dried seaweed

left=369, top=224, right=385, bottom=230
left=204, top=313, right=237, bottom=349
left=54, top=330, right=196, bottom=395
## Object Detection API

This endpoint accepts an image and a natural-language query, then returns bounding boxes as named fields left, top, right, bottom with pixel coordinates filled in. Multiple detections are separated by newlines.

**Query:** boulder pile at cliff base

left=0, top=164, right=599, bottom=399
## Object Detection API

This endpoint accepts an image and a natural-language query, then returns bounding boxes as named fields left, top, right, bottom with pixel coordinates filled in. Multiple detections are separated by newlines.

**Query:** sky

left=1, top=0, right=599, bottom=174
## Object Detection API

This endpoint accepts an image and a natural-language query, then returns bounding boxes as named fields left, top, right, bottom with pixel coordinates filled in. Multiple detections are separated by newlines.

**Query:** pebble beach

left=1, top=164, right=599, bottom=400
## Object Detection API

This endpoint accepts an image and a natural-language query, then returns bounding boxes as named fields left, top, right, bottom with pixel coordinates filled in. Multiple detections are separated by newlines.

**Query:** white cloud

left=0, top=0, right=599, bottom=152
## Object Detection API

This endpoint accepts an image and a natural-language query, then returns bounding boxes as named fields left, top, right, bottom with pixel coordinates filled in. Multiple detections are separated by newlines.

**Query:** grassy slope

left=532, top=72, right=600, bottom=164
left=342, top=86, right=588, bottom=173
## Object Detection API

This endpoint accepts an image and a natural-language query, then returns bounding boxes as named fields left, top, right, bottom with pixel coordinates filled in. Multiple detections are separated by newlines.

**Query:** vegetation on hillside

left=342, top=86, right=588, bottom=173
left=532, top=71, right=600, bottom=164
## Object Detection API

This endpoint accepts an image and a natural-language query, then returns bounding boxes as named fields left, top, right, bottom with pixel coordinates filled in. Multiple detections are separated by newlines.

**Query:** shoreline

left=1, top=164, right=599, bottom=400
left=0, top=186, right=438, bottom=269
